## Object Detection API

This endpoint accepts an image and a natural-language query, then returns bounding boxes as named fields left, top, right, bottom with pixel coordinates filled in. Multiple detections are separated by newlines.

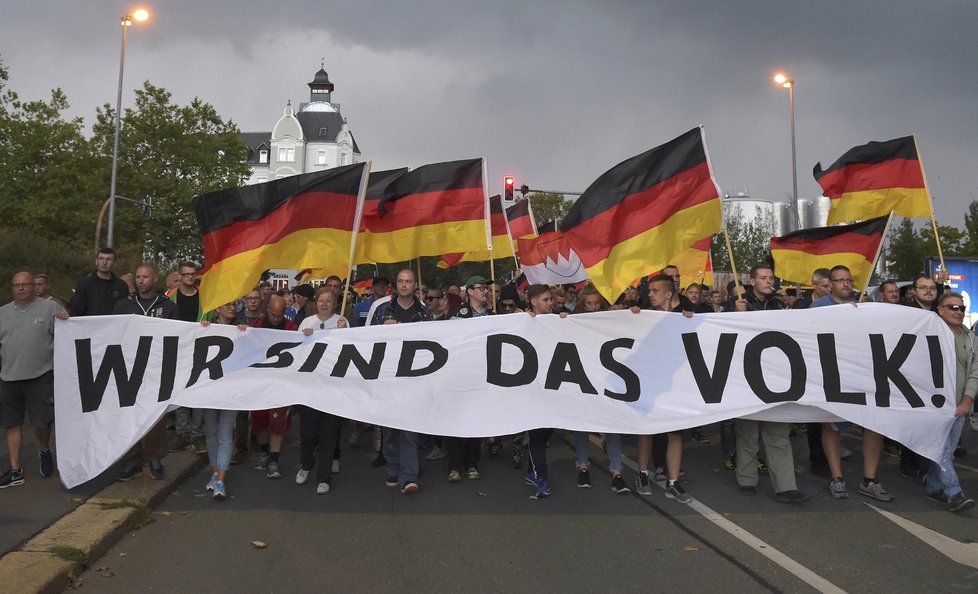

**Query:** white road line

left=863, top=502, right=978, bottom=569
left=589, top=435, right=846, bottom=594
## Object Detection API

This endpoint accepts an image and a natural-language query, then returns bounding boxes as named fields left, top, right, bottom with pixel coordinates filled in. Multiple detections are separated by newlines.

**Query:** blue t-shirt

left=810, top=294, right=854, bottom=308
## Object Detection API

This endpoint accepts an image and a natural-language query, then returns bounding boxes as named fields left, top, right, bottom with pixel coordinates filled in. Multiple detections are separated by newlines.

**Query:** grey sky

left=4, top=0, right=977, bottom=225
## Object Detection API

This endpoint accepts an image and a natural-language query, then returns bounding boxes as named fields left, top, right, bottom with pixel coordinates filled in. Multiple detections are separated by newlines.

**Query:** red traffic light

left=504, top=176, right=515, bottom=187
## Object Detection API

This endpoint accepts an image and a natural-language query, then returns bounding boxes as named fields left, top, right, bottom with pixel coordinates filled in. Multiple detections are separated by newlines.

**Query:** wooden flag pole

left=489, top=257, right=497, bottom=312
left=861, top=212, right=895, bottom=297
left=913, top=135, right=946, bottom=273
left=416, top=257, right=423, bottom=290
left=722, top=222, right=742, bottom=295
left=339, top=161, right=372, bottom=322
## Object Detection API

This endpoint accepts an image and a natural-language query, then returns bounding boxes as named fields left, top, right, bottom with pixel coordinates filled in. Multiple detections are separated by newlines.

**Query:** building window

left=317, top=151, right=327, bottom=166
left=340, top=153, right=347, bottom=165
left=256, top=177, right=267, bottom=184
left=277, top=147, right=294, bottom=162
left=259, top=149, right=268, bottom=164
left=319, top=127, right=328, bottom=137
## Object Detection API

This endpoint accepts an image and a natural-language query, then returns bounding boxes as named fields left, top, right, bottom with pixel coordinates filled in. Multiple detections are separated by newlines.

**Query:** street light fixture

left=106, top=7, right=150, bottom=249
left=773, top=72, right=799, bottom=231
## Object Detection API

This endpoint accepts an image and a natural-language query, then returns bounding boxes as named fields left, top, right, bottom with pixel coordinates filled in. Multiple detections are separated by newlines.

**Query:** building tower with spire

left=240, top=63, right=362, bottom=185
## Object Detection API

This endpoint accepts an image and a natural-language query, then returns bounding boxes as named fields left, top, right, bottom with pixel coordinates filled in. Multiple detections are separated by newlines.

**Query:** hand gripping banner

left=54, top=304, right=955, bottom=488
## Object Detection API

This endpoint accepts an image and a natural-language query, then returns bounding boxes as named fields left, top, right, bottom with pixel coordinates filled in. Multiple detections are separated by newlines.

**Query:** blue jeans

left=175, top=406, right=204, bottom=439
left=574, top=432, right=623, bottom=472
left=926, top=415, right=966, bottom=498
left=383, top=428, right=419, bottom=484
left=203, top=409, right=236, bottom=471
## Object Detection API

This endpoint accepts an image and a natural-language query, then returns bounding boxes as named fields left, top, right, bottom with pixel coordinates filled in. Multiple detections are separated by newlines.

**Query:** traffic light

left=504, top=176, right=515, bottom=201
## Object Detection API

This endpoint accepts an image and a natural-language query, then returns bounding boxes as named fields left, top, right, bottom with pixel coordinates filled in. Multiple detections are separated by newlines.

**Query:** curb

left=0, top=451, right=207, bottom=593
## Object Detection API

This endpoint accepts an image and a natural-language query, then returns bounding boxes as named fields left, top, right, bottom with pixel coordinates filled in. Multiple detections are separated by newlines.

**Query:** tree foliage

left=90, top=81, right=251, bottom=265
left=527, top=192, right=572, bottom=229
left=710, top=204, right=774, bottom=275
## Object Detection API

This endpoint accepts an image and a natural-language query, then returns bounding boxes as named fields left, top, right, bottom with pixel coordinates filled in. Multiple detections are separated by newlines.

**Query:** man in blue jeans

left=927, top=292, right=976, bottom=512
left=372, top=269, right=432, bottom=495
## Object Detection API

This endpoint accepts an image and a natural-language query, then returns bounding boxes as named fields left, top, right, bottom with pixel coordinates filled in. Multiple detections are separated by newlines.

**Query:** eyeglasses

left=942, top=304, right=966, bottom=312
left=500, top=302, right=516, bottom=309
left=915, top=285, right=937, bottom=292
left=180, top=272, right=196, bottom=277
left=425, top=295, right=443, bottom=301
left=830, top=278, right=853, bottom=284
left=470, top=286, right=489, bottom=291
left=245, top=296, right=260, bottom=301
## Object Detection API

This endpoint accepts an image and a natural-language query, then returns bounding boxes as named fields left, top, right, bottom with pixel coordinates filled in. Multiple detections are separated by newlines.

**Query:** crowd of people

left=0, top=249, right=975, bottom=514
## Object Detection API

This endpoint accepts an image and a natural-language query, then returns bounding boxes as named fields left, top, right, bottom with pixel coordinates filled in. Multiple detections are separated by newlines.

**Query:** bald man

left=0, top=272, right=68, bottom=488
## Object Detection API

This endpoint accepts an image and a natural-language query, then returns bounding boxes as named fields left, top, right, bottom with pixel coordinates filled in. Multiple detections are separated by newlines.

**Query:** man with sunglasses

left=425, top=289, right=450, bottom=320
left=811, top=265, right=893, bottom=502
left=927, top=292, right=976, bottom=512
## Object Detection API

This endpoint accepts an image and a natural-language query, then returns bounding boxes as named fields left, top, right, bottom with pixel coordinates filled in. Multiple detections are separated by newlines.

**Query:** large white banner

left=54, top=304, right=955, bottom=488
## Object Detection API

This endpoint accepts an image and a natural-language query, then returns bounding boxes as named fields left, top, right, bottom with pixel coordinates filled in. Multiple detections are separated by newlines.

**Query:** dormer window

left=319, top=127, right=328, bottom=137
left=259, top=149, right=268, bottom=164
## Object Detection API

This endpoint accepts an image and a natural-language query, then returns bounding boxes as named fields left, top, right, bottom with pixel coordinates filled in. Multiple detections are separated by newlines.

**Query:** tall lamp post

left=773, top=72, right=799, bottom=231
left=106, top=8, right=150, bottom=249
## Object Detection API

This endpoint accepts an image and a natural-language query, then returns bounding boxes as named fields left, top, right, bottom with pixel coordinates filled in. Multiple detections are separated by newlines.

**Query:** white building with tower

left=240, top=64, right=363, bottom=186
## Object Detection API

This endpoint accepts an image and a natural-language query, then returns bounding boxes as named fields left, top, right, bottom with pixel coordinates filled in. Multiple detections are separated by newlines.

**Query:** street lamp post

left=774, top=73, right=799, bottom=231
left=106, top=8, right=149, bottom=249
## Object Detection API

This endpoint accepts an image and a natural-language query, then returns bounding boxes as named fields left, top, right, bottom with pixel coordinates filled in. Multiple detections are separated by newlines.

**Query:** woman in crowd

left=569, top=285, right=631, bottom=494
left=200, top=301, right=247, bottom=500
left=295, top=287, right=347, bottom=494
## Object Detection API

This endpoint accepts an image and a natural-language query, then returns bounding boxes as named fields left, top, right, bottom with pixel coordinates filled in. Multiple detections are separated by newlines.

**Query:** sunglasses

left=425, top=295, right=443, bottom=301
left=943, top=304, right=966, bottom=312
left=500, top=302, right=516, bottom=309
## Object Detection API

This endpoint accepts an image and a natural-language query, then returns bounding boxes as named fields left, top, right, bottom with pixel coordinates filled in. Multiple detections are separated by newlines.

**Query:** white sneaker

left=316, top=482, right=330, bottom=495
left=295, top=469, right=310, bottom=485
left=332, top=458, right=341, bottom=474
left=425, top=445, right=446, bottom=461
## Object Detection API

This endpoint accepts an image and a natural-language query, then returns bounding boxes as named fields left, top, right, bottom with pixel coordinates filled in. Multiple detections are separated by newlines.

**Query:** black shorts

left=0, top=371, right=55, bottom=429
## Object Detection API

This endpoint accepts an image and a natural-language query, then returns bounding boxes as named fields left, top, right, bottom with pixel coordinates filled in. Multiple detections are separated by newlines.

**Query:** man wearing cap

left=287, top=283, right=314, bottom=325
left=443, top=276, right=493, bottom=482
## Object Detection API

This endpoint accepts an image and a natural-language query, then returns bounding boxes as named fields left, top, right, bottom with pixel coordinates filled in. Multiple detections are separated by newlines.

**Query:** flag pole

left=722, top=221, right=742, bottom=294
left=861, top=212, right=895, bottom=297
left=913, top=134, right=946, bottom=272
left=340, top=161, right=372, bottom=322
left=416, top=257, right=423, bottom=290
left=481, top=158, right=495, bottom=311
left=702, top=124, right=741, bottom=295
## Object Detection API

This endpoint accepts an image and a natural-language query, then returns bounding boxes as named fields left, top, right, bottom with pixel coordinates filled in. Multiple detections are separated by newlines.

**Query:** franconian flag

left=193, top=164, right=369, bottom=313
left=560, top=127, right=722, bottom=303
left=518, top=228, right=589, bottom=286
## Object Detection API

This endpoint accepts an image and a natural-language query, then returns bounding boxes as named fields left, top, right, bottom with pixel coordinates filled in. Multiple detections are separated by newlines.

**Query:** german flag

left=506, top=199, right=538, bottom=243
left=771, top=215, right=890, bottom=290
left=814, top=136, right=930, bottom=225
left=354, top=159, right=489, bottom=264
left=193, top=163, right=368, bottom=312
left=560, top=127, right=722, bottom=303
left=438, top=194, right=515, bottom=268
left=663, top=237, right=713, bottom=289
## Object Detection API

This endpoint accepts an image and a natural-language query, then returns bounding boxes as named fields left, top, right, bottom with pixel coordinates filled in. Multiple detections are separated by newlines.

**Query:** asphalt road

left=73, top=423, right=978, bottom=593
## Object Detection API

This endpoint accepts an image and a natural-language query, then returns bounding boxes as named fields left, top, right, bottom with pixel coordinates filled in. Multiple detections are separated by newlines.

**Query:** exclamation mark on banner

left=926, top=335, right=946, bottom=408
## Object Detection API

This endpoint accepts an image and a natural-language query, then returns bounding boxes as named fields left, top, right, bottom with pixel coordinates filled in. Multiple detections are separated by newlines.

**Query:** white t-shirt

left=297, top=313, right=342, bottom=332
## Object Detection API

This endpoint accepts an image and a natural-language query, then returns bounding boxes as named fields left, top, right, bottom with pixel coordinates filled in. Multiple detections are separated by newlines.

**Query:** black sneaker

left=739, top=485, right=757, bottom=496
left=926, top=490, right=949, bottom=504
left=0, top=468, right=25, bottom=488
left=117, top=464, right=142, bottom=482
left=148, top=460, right=165, bottom=480
left=577, top=468, right=592, bottom=488
left=664, top=481, right=692, bottom=504
left=635, top=471, right=653, bottom=495
left=611, top=474, right=631, bottom=494
left=774, top=490, right=810, bottom=504
left=691, top=428, right=710, bottom=444
left=39, top=450, right=54, bottom=478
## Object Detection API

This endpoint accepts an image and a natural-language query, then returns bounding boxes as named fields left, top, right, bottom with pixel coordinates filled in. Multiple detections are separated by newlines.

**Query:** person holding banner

left=372, top=269, right=433, bottom=495
left=569, top=286, right=631, bottom=494
left=250, top=296, right=299, bottom=480
left=634, top=275, right=693, bottom=504
left=295, top=288, right=348, bottom=494
left=445, top=276, right=494, bottom=482
left=811, top=265, right=893, bottom=502
left=523, top=284, right=558, bottom=499
left=199, top=302, right=248, bottom=500
left=926, top=293, right=976, bottom=512
left=112, top=263, right=178, bottom=482
left=733, top=265, right=809, bottom=503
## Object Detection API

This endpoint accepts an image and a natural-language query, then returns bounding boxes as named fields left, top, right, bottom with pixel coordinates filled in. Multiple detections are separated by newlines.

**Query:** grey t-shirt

left=0, top=298, right=65, bottom=381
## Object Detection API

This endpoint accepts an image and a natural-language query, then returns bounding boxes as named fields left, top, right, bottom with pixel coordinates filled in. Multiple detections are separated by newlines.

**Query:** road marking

left=590, top=435, right=846, bottom=594
left=863, top=502, right=978, bottom=569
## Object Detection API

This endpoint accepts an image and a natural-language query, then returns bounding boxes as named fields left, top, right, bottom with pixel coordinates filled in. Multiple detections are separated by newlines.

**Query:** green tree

left=920, top=223, right=965, bottom=258
left=960, top=200, right=978, bottom=257
left=710, top=204, right=773, bottom=274
left=527, top=192, right=572, bottom=229
left=887, top=217, right=926, bottom=278
left=90, top=81, right=251, bottom=265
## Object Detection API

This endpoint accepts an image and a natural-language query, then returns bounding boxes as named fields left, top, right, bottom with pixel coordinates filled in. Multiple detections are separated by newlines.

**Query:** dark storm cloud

left=3, top=0, right=977, bottom=223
